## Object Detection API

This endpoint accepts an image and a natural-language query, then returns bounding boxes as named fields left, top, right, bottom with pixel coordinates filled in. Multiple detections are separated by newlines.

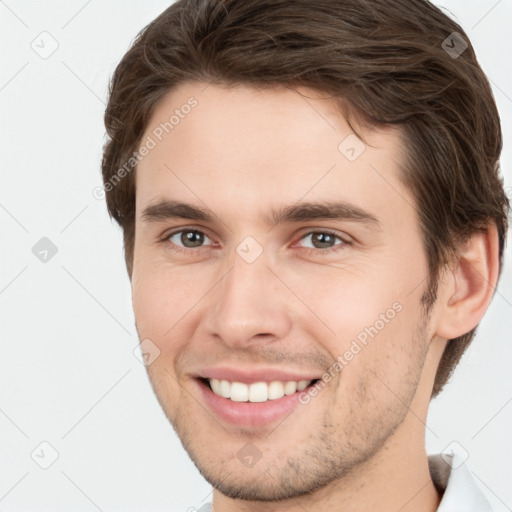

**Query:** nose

left=203, top=251, right=292, bottom=348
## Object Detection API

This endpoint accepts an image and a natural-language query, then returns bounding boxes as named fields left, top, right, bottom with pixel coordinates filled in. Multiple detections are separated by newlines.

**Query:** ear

left=435, top=223, right=500, bottom=340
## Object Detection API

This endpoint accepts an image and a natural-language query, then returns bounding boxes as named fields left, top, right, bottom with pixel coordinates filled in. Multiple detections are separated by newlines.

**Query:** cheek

left=333, top=298, right=426, bottom=407
left=298, top=262, right=426, bottom=384
left=131, top=260, right=214, bottom=357
left=291, top=265, right=400, bottom=346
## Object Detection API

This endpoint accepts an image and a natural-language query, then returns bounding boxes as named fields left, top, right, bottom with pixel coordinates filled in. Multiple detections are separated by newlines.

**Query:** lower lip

left=195, top=378, right=313, bottom=428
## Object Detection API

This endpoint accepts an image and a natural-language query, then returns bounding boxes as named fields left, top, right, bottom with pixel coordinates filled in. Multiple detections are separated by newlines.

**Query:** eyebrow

left=141, top=199, right=381, bottom=230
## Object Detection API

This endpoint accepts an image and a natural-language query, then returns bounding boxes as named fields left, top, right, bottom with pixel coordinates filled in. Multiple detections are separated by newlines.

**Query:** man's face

left=132, top=82, right=436, bottom=500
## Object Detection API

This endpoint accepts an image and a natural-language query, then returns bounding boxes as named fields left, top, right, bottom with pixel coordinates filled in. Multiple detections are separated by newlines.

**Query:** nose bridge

left=204, top=248, right=291, bottom=346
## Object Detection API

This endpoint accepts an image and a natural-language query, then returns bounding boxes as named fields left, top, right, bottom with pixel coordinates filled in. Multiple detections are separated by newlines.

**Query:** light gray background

left=0, top=1, right=511, bottom=510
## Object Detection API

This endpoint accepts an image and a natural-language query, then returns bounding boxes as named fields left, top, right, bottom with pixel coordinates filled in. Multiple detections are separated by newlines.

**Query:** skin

left=130, top=82, right=499, bottom=512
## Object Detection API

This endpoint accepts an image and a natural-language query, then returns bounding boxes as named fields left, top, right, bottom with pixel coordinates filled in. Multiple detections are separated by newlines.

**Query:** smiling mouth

left=199, top=377, right=321, bottom=403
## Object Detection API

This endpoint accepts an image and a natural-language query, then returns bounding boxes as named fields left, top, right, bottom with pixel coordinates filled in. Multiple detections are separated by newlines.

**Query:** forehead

left=136, top=81, right=413, bottom=225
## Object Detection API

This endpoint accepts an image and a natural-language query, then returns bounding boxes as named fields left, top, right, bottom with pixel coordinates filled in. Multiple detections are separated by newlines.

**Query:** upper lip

left=195, top=366, right=322, bottom=384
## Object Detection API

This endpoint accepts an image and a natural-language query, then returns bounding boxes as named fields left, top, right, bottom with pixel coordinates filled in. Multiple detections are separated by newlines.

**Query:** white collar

left=429, top=452, right=492, bottom=511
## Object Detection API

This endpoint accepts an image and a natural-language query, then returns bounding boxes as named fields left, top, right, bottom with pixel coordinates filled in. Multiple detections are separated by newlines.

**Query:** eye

left=297, top=230, right=348, bottom=251
left=166, top=229, right=214, bottom=249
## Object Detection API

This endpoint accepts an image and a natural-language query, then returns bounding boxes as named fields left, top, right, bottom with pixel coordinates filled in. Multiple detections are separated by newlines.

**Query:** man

left=101, top=0, right=509, bottom=510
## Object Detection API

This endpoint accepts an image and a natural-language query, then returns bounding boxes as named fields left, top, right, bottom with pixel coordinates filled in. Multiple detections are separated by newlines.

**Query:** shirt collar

left=429, top=452, right=492, bottom=511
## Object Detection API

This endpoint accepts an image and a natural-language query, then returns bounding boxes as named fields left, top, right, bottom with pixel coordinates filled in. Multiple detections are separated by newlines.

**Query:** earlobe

left=435, top=223, right=500, bottom=340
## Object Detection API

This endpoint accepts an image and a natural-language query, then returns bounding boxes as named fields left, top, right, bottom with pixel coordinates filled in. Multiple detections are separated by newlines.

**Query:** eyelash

left=160, top=228, right=352, bottom=255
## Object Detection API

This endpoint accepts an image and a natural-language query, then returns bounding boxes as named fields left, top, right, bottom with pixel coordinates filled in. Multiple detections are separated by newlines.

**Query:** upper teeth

left=208, top=379, right=312, bottom=402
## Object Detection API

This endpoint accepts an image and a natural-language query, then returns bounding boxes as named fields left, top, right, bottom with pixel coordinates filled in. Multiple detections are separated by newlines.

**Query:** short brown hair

left=101, top=0, right=509, bottom=397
